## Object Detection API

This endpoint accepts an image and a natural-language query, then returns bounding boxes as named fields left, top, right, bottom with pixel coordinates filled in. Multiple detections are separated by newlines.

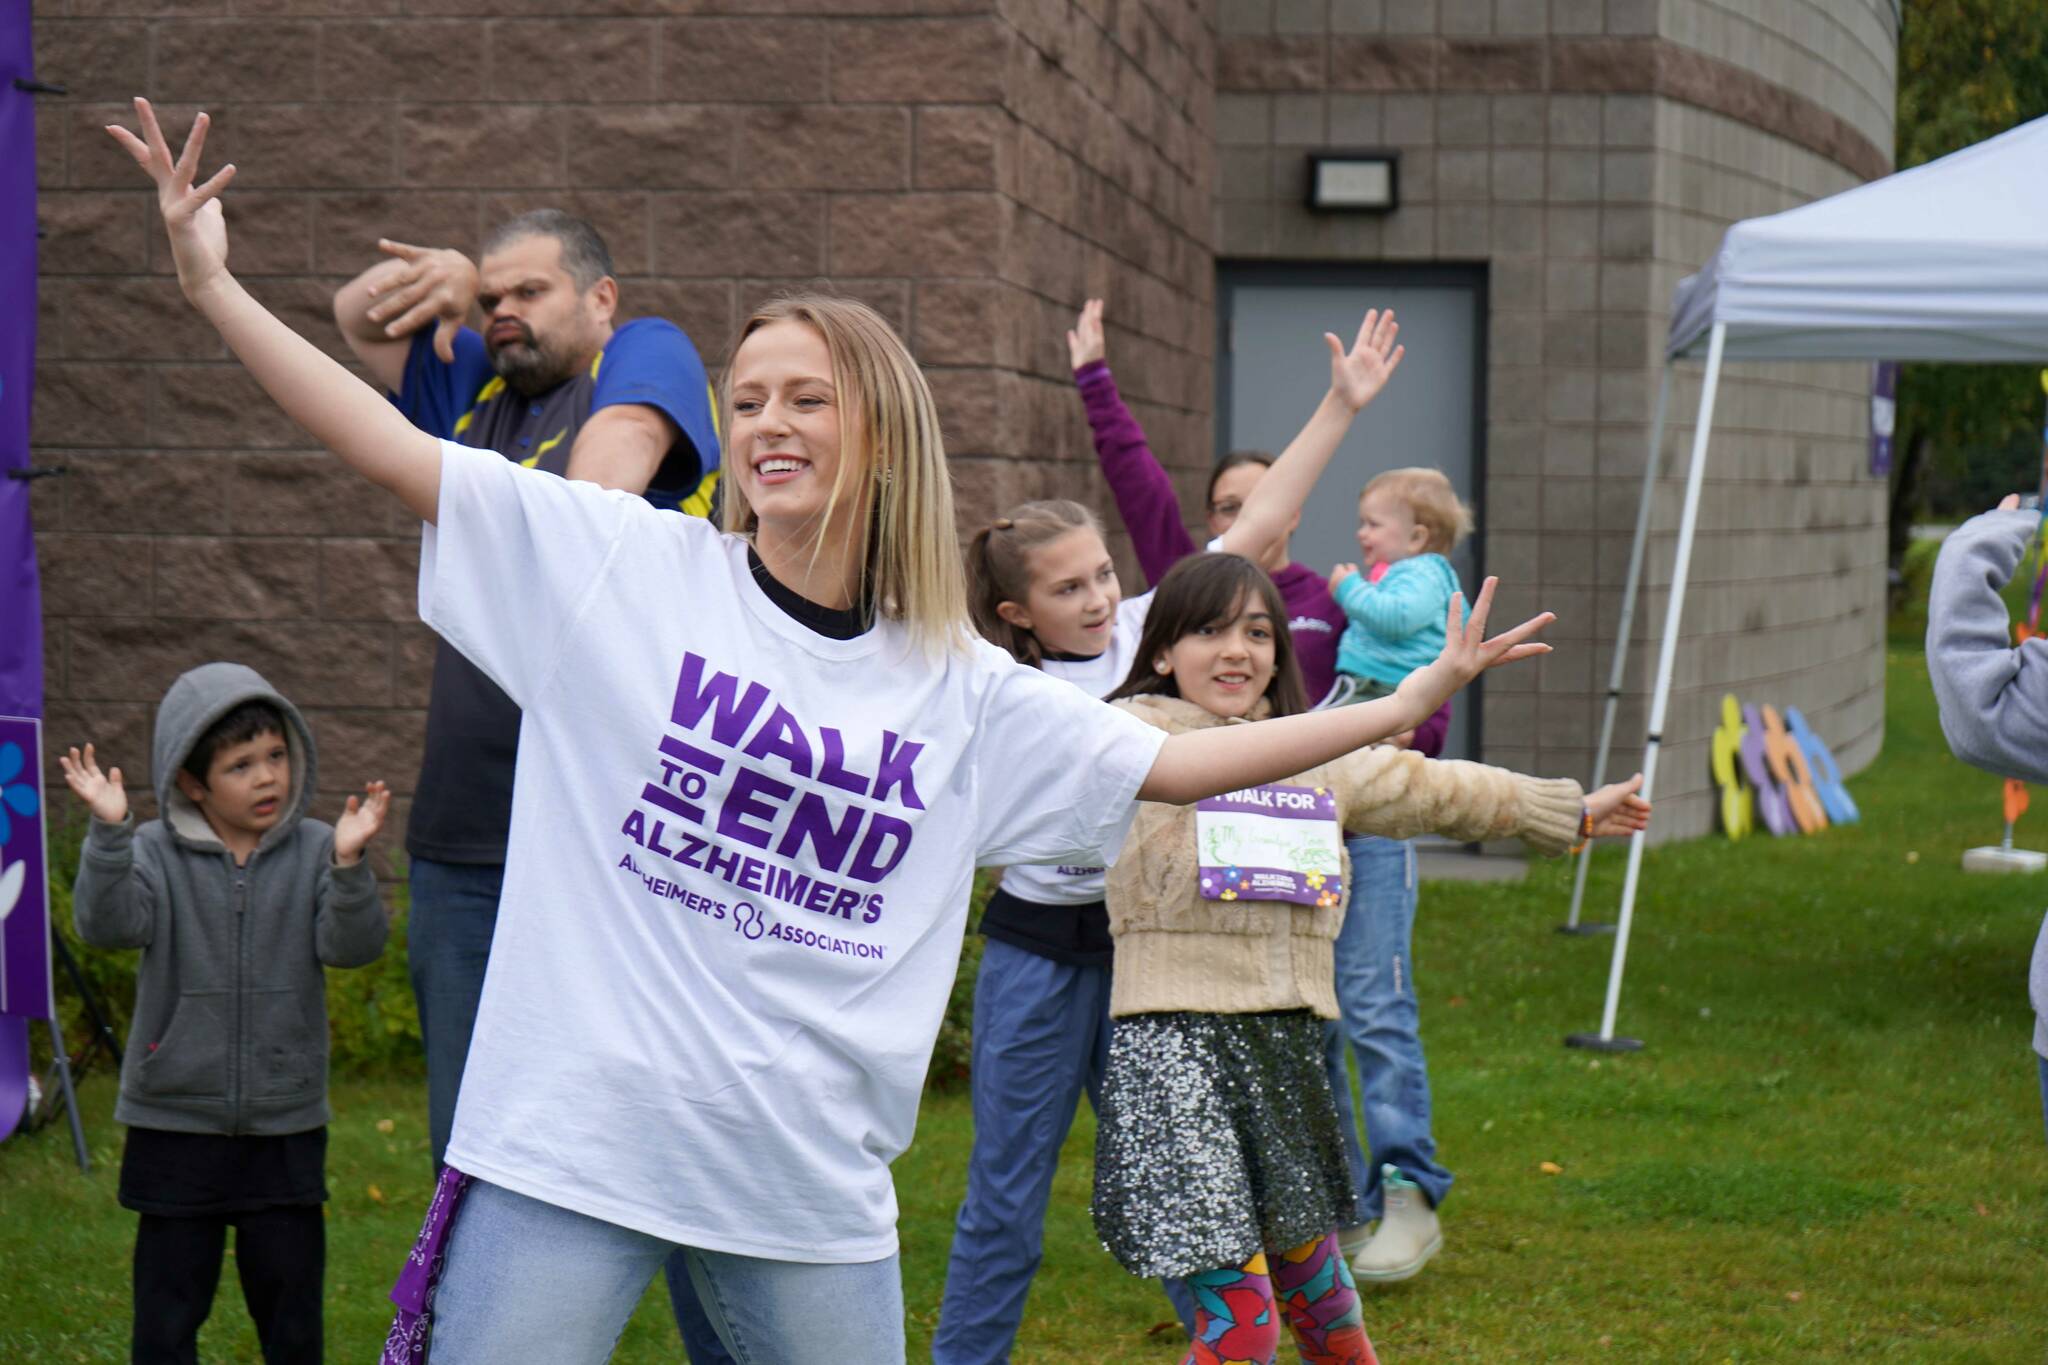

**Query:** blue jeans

left=405, top=857, right=506, bottom=1172
left=1323, top=835, right=1453, bottom=1219
left=409, top=860, right=734, bottom=1363
left=2038, top=1053, right=2047, bottom=1144
left=427, top=1178, right=905, bottom=1363
left=933, top=939, right=1196, bottom=1363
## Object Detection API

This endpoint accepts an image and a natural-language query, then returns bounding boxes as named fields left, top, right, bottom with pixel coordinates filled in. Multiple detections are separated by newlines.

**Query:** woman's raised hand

left=105, top=97, right=236, bottom=300
left=1325, top=308, right=1404, bottom=414
left=1067, top=297, right=1107, bottom=371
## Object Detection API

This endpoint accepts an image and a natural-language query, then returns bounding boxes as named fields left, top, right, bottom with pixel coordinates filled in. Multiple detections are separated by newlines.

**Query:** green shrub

left=324, top=859, right=422, bottom=1077
left=924, top=869, right=1000, bottom=1095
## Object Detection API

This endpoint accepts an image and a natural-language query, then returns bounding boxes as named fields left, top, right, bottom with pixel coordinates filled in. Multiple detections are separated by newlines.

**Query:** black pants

left=132, top=1205, right=323, bottom=1364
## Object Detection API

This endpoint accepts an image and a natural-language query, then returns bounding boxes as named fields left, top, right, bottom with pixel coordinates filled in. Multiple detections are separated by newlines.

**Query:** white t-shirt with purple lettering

left=423, top=441, right=1167, bottom=1262
left=995, top=589, right=1151, bottom=907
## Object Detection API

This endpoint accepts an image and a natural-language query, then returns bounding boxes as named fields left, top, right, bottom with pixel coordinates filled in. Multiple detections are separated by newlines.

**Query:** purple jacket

left=1075, top=361, right=1450, bottom=757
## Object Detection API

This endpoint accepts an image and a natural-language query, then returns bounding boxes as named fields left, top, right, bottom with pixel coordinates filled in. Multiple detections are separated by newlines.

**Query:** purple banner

left=1, top=20, right=47, bottom=1027
left=0, top=717, right=49, bottom=1020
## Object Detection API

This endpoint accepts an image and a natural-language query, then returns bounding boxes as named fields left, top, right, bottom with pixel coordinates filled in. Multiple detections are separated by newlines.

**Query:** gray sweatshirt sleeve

left=1926, top=508, right=2048, bottom=783
left=72, top=816, right=156, bottom=950
left=315, top=849, right=388, bottom=969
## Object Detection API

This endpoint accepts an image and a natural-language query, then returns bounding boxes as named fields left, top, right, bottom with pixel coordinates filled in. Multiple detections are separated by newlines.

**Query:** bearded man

left=332, top=209, right=735, bottom=1363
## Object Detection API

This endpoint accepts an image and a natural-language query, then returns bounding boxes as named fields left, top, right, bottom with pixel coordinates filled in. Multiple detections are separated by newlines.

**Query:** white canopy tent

left=1561, top=113, right=2048, bottom=1049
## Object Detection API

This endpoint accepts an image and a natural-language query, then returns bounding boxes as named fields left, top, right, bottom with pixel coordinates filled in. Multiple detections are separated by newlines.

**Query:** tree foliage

left=1891, top=0, right=2048, bottom=540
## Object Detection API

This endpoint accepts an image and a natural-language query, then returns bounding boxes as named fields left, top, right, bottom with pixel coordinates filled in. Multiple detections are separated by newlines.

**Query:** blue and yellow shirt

left=393, top=316, right=721, bottom=515
left=392, top=316, right=723, bottom=863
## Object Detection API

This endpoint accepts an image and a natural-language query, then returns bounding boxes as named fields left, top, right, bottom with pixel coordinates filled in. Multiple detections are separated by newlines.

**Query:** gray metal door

left=1217, top=264, right=1486, bottom=762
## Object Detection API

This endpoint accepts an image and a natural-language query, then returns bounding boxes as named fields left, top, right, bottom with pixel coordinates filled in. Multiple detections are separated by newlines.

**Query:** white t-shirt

left=996, top=590, right=1152, bottom=907
left=422, top=441, right=1167, bottom=1262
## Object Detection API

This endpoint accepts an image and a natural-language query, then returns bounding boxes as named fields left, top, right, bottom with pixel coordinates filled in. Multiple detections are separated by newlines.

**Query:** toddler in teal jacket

left=1327, top=468, right=1474, bottom=698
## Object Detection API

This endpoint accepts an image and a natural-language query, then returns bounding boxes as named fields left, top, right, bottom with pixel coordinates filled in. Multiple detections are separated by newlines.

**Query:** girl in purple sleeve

left=1070, top=301, right=1459, bottom=1285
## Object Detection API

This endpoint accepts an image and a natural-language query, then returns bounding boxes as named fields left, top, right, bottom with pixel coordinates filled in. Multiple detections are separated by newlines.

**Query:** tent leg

left=45, top=1010, right=88, bottom=1172
left=1568, top=324, right=1726, bottom=1052
left=1561, top=366, right=1672, bottom=935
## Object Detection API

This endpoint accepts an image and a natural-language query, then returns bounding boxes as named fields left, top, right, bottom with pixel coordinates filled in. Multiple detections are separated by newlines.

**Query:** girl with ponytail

left=936, top=499, right=1187, bottom=1361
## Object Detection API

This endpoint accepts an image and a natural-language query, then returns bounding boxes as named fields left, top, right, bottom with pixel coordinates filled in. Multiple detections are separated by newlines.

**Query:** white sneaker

left=1349, top=1165, right=1442, bottom=1283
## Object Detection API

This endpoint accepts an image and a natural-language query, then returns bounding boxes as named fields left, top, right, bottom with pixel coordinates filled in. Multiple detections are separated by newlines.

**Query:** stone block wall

left=24, top=1, right=1896, bottom=845
left=25, top=0, right=1214, bottom=831
left=1213, top=0, right=1895, bottom=839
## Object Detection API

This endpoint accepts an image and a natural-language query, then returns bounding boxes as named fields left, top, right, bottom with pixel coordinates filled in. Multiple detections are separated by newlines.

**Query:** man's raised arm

left=332, top=239, right=480, bottom=394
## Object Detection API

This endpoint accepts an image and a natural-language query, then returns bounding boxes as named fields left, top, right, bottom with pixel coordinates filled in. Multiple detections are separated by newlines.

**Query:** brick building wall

left=25, top=1, right=1214, bottom=836
left=25, top=1, right=1895, bottom=847
left=1213, top=0, right=1896, bottom=840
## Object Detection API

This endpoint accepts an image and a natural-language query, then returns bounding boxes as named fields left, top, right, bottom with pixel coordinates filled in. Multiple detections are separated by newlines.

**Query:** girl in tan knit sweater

left=1093, top=553, right=1649, bottom=1365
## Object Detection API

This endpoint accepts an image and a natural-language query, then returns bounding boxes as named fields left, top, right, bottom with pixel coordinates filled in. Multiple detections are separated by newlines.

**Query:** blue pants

left=428, top=1179, right=904, bottom=1364
left=933, top=939, right=1195, bottom=1363
left=2038, top=1052, right=2047, bottom=1144
left=408, top=858, right=735, bottom=1363
left=1323, top=835, right=1454, bottom=1219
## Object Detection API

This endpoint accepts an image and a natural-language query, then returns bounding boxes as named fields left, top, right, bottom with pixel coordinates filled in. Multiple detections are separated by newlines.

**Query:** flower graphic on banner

left=0, top=742, right=38, bottom=848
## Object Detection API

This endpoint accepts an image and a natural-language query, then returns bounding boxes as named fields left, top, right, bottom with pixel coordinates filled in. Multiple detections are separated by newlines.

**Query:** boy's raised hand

left=1586, top=773, right=1652, bottom=838
left=105, top=98, right=235, bottom=301
left=1326, top=308, right=1404, bottom=414
left=1328, top=562, right=1362, bottom=596
left=333, top=781, right=391, bottom=867
left=58, top=744, right=128, bottom=825
left=1067, top=297, right=1107, bottom=370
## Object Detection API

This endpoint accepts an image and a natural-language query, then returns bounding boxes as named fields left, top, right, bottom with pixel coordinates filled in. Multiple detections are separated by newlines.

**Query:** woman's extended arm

left=108, top=99, right=442, bottom=521
left=1137, top=577, right=1547, bottom=803
left=1216, top=309, right=1403, bottom=566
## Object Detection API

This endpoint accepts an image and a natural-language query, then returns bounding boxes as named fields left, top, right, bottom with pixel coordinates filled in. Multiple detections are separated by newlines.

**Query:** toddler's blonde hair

left=1362, top=467, right=1474, bottom=556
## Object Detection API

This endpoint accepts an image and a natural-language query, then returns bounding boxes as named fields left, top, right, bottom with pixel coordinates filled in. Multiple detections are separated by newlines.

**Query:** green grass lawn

left=6, top=641, right=2047, bottom=1361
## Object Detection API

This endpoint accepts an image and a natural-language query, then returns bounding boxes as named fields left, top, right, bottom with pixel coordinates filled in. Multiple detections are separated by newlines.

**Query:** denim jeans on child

left=1322, top=834, right=1454, bottom=1218
left=933, top=938, right=1197, bottom=1364
left=2038, top=1052, right=2047, bottom=1143
left=425, top=1178, right=906, bottom=1364
left=409, top=861, right=734, bottom=1364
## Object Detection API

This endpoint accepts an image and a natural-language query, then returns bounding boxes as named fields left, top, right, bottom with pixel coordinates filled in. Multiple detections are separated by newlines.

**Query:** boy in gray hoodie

left=1926, top=496, right=2048, bottom=1142
left=60, top=661, right=390, bottom=1364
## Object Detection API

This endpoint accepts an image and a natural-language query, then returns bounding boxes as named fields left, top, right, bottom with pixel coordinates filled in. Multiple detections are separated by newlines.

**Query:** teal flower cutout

left=0, top=742, right=40, bottom=848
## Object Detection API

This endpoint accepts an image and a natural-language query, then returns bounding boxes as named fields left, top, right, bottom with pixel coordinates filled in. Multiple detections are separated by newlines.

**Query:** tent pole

left=1569, top=323, right=1726, bottom=1052
left=1561, top=365, right=1672, bottom=934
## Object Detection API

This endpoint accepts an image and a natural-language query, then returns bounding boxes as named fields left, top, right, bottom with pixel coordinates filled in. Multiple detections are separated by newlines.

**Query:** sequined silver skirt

left=1091, top=1009, right=1356, bottom=1279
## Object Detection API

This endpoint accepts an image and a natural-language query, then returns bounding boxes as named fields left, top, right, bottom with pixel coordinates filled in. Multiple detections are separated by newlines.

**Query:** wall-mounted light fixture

left=1306, top=151, right=1399, bottom=213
